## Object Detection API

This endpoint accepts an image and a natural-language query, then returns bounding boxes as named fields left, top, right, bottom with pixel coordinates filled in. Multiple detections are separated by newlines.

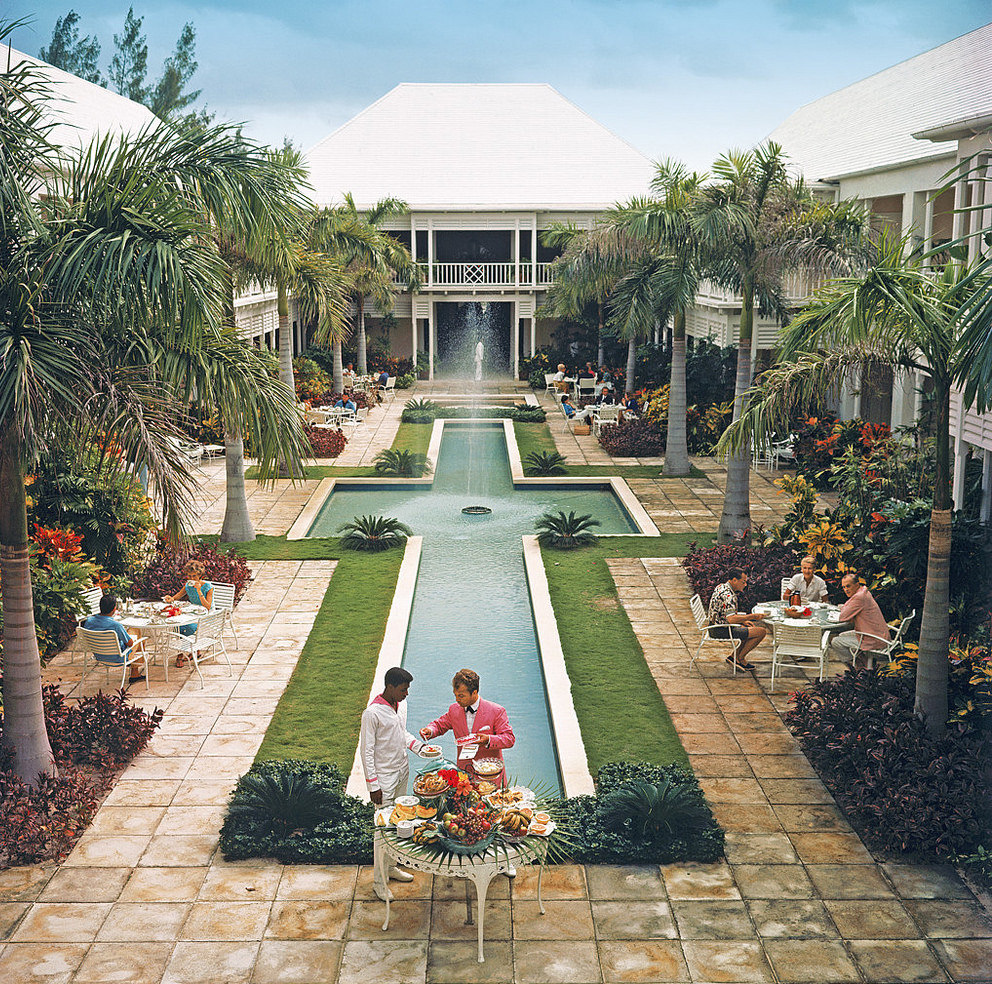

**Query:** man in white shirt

left=783, top=556, right=830, bottom=603
left=360, top=666, right=423, bottom=900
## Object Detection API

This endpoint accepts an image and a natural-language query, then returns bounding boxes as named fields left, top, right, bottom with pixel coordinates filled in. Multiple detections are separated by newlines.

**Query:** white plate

left=395, top=796, right=419, bottom=808
left=782, top=617, right=815, bottom=626
left=189, top=604, right=208, bottom=614
left=528, top=819, right=556, bottom=837
left=127, top=617, right=151, bottom=626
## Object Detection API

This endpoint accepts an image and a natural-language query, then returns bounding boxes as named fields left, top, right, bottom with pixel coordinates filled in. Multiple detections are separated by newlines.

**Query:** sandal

left=726, top=655, right=755, bottom=671
left=175, top=654, right=190, bottom=668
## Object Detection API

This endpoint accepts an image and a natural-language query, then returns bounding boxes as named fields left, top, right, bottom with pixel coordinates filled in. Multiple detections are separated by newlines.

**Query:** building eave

left=912, top=112, right=992, bottom=142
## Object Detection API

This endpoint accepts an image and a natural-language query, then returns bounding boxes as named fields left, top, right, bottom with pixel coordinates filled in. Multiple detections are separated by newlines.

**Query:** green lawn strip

left=512, top=421, right=705, bottom=478
left=542, top=534, right=713, bottom=774
left=201, top=534, right=342, bottom=560
left=255, top=547, right=404, bottom=767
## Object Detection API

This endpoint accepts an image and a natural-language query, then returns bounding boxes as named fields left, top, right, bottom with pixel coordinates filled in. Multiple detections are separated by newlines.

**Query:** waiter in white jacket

left=360, top=666, right=423, bottom=901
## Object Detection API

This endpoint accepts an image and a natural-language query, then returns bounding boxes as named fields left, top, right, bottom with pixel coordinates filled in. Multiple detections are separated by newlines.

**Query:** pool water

left=308, top=423, right=636, bottom=793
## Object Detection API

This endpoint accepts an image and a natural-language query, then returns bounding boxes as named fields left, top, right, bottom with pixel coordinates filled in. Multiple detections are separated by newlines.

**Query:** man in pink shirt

left=830, top=573, right=891, bottom=668
left=419, top=668, right=515, bottom=786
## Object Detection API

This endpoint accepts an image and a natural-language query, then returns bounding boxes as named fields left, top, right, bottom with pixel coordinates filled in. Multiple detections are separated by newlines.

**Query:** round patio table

left=376, top=828, right=548, bottom=963
left=121, top=603, right=203, bottom=671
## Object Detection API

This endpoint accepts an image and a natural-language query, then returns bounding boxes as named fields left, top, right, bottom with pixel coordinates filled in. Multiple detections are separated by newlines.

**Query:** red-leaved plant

left=130, top=538, right=252, bottom=604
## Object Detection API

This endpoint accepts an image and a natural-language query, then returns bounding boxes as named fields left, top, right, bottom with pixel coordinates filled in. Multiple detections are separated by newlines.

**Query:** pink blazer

left=424, top=698, right=515, bottom=773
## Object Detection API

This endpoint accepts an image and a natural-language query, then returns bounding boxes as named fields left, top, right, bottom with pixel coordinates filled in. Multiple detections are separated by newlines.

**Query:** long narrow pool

left=307, top=423, right=636, bottom=792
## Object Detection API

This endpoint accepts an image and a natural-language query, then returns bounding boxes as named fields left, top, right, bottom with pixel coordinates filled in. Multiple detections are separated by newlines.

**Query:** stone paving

left=1, top=382, right=988, bottom=982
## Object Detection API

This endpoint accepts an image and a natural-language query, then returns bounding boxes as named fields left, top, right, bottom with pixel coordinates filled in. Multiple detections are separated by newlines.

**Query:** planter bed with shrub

left=682, top=539, right=799, bottom=610
left=598, top=418, right=666, bottom=457
left=131, top=538, right=252, bottom=605
left=401, top=403, right=546, bottom=424
left=0, top=682, right=163, bottom=867
left=219, top=758, right=722, bottom=866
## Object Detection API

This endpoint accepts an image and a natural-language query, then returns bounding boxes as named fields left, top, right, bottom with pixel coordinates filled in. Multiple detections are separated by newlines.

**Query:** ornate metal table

left=376, top=829, right=547, bottom=962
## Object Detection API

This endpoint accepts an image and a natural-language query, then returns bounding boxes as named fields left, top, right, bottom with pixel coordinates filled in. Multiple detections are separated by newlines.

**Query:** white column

left=951, top=395, right=967, bottom=509
left=529, top=317, right=536, bottom=357
left=512, top=305, right=519, bottom=380
left=427, top=218, right=434, bottom=289
left=428, top=301, right=435, bottom=381
left=514, top=220, right=520, bottom=288
left=411, top=319, right=418, bottom=368
left=890, top=370, right=911, bottom=429
left=532, top=215, right=538, bottom=286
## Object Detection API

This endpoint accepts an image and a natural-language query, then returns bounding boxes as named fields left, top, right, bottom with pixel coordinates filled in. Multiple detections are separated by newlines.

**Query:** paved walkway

left=1, top=383, right=987, bottom=983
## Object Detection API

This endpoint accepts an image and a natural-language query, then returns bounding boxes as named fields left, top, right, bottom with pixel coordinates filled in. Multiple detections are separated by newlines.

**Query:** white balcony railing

left=695, top=272, right=823, bottom=307
left=392, top=261, right=557, bottom=289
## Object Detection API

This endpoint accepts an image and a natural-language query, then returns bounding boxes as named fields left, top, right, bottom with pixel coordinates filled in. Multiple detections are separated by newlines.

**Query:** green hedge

left=219, top=759, right=722, bottom=865
left=401, top=405, right=546, bottom=424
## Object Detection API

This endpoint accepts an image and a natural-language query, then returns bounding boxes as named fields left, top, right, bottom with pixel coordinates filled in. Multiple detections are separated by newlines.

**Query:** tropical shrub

left=682, top=540, right=800, bottom=610
left=639, top=385, right=734, bottom=454
left=788, top=665, right=991, bottom=858
left=130, top=538, right=252, bottom=604
left=293, top=356, right=332, bottom=402
left=401, top=403, right=546, bottom=423
left=219, top=760, right=373, bottom=864
left=400, top=398, right=441, bottom=423
left=521, top=351, right=554, bottom=385
left=0, top=681, right=162, bottom=866
left=523, top=451, right=568, bottom=476
left=535, top=510, right=600, bottom=549
left=372, top=449, right=433, bottom=477
left=598, top=418, right=666, bottom=457
left=791, top=415, right=892, bottom=490
left=337, top=515, right=413, bottom=552
left=306, top=425, right=347, bottom=458
left=395, top=372, right=416, bottom=389
left=559, top=761, right=724, bottom=864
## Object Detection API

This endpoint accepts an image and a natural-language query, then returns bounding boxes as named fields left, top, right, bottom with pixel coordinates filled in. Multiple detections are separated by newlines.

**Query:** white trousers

left=372, top=765, right=409, bottom=891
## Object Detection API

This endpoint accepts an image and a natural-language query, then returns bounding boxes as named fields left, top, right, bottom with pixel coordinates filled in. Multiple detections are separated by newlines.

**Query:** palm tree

left=0, top=37, right=282, bottom=781
left=722, top=235, right=992, bottom=734
left=534, top=510, right=601, bottom=549
left=705, top=143, right=869, bottom=542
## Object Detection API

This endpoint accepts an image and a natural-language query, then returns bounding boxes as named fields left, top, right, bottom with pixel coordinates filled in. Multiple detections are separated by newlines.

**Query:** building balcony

left=694, top=272, right=821, bottom=308
left=394, top=262, right=555, bottom=290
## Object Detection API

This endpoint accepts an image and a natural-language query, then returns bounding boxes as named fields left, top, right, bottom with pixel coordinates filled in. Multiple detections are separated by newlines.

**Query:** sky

left=8, top=1, right=991, bottom=169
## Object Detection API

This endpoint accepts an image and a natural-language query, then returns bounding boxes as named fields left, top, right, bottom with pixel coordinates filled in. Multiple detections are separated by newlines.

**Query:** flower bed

left=598, top=418, right=666, bottom=457
left=305, top=425, right=347, bottom=458
left=682, top=540, right=799, bottom=610
left=130, top=538, right=252, bottom=604
left=0, top=683, right=163, bottom=867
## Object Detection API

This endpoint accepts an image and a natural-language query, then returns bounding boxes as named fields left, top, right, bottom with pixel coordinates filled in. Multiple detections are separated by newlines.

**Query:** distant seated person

left=83, top=595, right=145, bottom=684
left=560, top=394, right=594, bottom=423
left=342, top=364, right=356, bottom=388
left=165, top=560, right=212, bottom=662
left=578, top=362, right=596, bottom=379
left=377, top=369, right=389, bottom=388
left=334, top=395, right=357, bottom=413
left=782, top=556, right=829, bottom=603
left=707, top=567, right=769, bottom=671
left=620, top=391, right=640, bottom=416
left=594, top=372, right=615, bottom=401
left=552, top=363, right=567, bottom=382
left=830, top=572, right=891, bottom=668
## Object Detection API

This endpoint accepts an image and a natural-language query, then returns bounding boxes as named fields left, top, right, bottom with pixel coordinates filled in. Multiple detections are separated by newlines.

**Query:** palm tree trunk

left=597, top=302, right=605, bottom=368
left=663, top=310, right=690, bottom=476
left=220, top=427, right=255, bottom=542
left=625, top=335, right=637, bottom=395
left=0, top=435, right=56, bottom=783
left=915, top=381, right=951, bottom=733
left=356, top=295, right=367, bottom=375
left=332, top=339, right=344, bottom=394
left=277, top=280, right=293, bottom=392
left=718, top=285, right=754, bottom=543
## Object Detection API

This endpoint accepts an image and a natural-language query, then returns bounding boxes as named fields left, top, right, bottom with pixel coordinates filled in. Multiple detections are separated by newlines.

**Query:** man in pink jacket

left=831, top=572, right=891, bottom=668
left=420, top=668, right=515, bottom=785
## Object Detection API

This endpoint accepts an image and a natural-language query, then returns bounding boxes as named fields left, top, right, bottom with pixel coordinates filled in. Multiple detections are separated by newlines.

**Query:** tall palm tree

left=704, top=143, right=869, bottom=542
left=0, top=37, right=281, bottom=781
left=721, top=236, right=991, bottom=734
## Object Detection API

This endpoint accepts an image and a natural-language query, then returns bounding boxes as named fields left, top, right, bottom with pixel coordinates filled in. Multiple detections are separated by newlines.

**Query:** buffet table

left=376, top=827, right=547, bottom=963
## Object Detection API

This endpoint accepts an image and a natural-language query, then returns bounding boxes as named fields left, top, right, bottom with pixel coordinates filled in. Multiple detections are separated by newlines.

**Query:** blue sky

left=8, top=1, right=990, bottom=168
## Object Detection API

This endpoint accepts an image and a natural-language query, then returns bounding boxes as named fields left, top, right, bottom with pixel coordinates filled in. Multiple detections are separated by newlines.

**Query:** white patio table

left=121, top=602, right=204, bottom=670
left=376, top=828, right=548, bottom=963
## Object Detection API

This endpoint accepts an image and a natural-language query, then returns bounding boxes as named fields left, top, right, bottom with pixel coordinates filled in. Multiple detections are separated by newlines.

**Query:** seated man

left=342, top=365, right=356, bottom=389
left=830, top=572, right=891, bottom=668
left=377, top=369, right=389, bottom=388
left=707, top=568, right=768, bottom=670
left=560, top=394, right=594, bottom=423
left=83, top=594, right=145, bottom=684
left=334, top=395, right=357, bottom=413
left=783, top=555, right=830, bottom=603
left=552, top=363, right=567, bottom=382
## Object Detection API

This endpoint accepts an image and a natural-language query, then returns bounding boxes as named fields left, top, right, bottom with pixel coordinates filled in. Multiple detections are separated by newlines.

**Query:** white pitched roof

left=769, top=22, right=992, bottom=182
left=305, top=83, right=656, bottom=210
left=2, top=45, right=157, bottom=148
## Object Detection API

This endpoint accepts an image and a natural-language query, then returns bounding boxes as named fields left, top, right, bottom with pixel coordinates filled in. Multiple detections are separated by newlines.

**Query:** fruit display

left=438, top=803, right=496, bottom=849
left=412, top=824, right=440, bottom=845
left=413, top=772, right=448, bottom=797
left=498, top=809, right=532, bottom=838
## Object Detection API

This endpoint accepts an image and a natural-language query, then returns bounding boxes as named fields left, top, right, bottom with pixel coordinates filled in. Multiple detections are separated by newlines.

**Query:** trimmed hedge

left=401, top=405, right=546, bottom=424
left=219, top=759, right=723, bottom=865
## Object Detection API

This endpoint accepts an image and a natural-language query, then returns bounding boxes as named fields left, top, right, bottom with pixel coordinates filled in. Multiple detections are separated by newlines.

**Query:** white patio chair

left=340, top=406, right=368, bottom=433
left=690, top=593, right=742, bottom=669
left=577, top=377, right=596, bottom=400
left=770, top=622, right=828, bottom=689
left=379, top=377, right=397, bottom=400
left=752, top=440, right=775, bottom=470
left=592, top=404, right=620, bottom=436
left=167, top=435, right=206, bottom=473
left=544, top=373, right=557, bottom=396
left=771, top=437, right=796, bottom=468
left=838, top=609, right=916, bottom=670
left=167, top=610, right=232, bottom=688
left=781, top=578, right=792, bottom=601
left=69, top=586, right=105, bottom=662
left=78, top=628, right=149, bottom=691
left=210, top=581, right=239, bottom=649
left=304, top=409, right=327, bottom=427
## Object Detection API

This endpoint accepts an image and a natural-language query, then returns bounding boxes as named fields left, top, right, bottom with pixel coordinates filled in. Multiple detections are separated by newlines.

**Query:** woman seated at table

left=620, top=391, right=640, bottom=417
left=782, top=556, right=829, bottom=603
left=164, top=561, right=213, bottom=662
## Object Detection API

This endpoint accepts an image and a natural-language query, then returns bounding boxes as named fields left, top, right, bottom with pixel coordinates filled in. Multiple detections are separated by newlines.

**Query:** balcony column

left=982, top=449, right=992, bottom=525
left=428, top=302, right=435, bottom=381
left=411, top=320, right=418, bottom=369
left=529, top=317, right=536, bottom=358
left=512, top=310, right=519, bottom=380
left=427, top=218, right=434, bottom=289
left=951, top=395, right=967, bottom=510
left=515, top=220, right=520, bottom=288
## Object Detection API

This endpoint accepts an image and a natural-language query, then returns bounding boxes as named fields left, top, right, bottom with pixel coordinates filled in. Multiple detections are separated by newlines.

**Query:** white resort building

left=304, top=83, right=656, bottom=379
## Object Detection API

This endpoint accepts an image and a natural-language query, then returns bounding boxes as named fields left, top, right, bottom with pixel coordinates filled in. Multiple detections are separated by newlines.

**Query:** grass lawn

left=514, top=421, right=705, bottom=479
left=211, top=534, right=403, bottom=769
left=542, top=533, right=714, bottom=775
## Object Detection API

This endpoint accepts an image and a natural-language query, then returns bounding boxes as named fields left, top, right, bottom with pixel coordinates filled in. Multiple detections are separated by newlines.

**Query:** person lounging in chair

left=83, top=594, right=145, bottom=685
left=707, top=568, right=768, bottom=671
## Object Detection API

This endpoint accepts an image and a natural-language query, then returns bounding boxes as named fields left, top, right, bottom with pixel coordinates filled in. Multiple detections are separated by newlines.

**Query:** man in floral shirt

left=707, top=568, right=769, bottom=670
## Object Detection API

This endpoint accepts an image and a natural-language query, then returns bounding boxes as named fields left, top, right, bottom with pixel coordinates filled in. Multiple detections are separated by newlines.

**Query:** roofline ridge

left=305, top=83, right=406, bottom=156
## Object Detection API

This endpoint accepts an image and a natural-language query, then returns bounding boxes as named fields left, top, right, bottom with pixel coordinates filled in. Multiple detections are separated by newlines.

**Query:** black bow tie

left=465, top=706, right=476, bottom=716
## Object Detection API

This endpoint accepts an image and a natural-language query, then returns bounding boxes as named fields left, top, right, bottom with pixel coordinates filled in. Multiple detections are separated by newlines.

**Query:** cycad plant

left=373, top=448, right=433, bottom=477
left=534, top=510, right=600, bottom=549
left=226, top=770, right=337, bottom=836
left=523, top=450, right=568, bottom=476
left=401, top=398, right=440, bottom=422
left=337, top=515, right=413, bottom=552
left=596, top=779, right=712, bottom=839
